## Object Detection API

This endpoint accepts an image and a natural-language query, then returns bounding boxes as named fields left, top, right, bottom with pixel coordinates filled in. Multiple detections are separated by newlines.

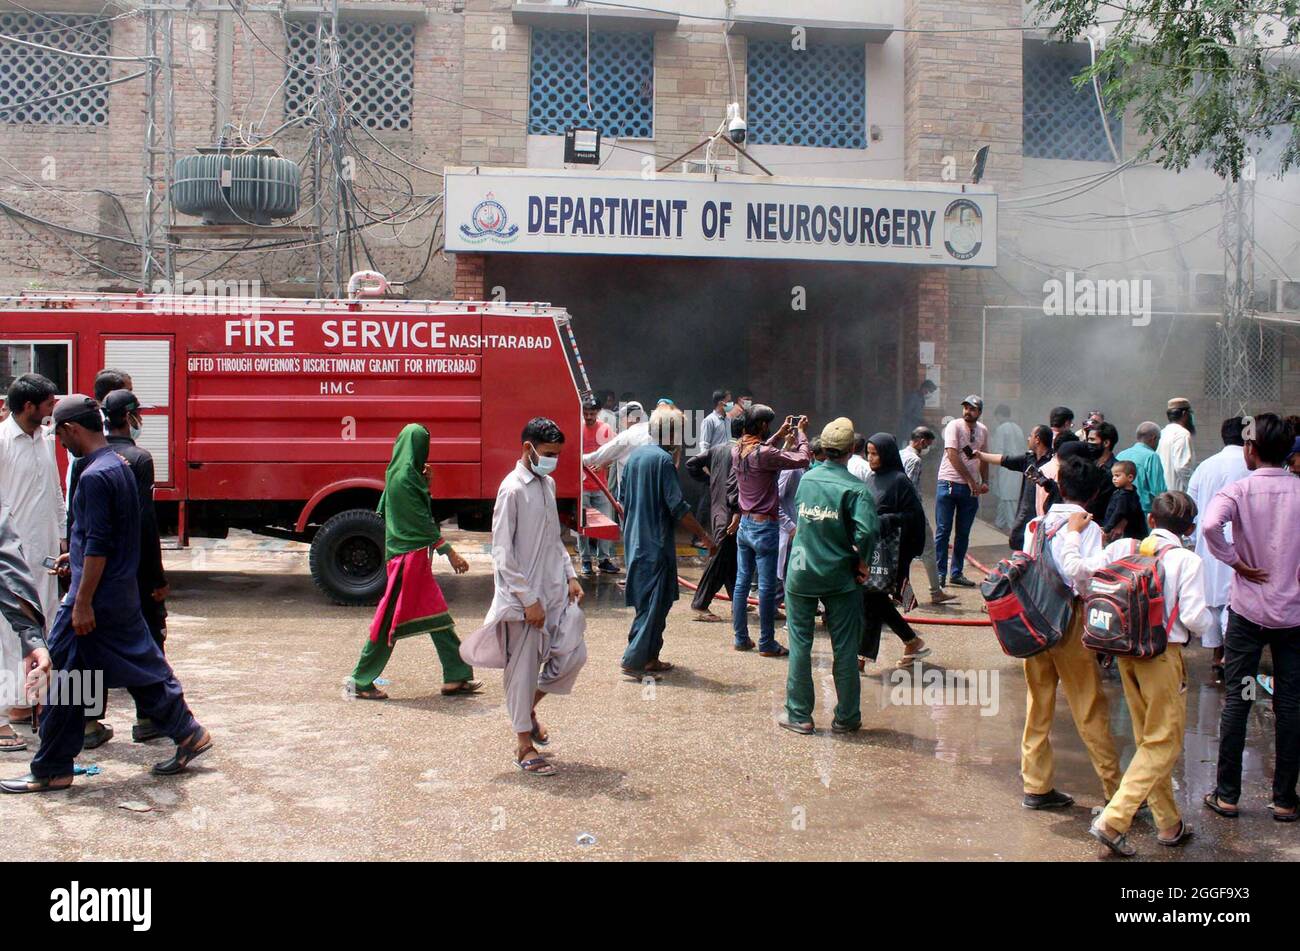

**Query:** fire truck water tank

left=173, top=147, right=301, bottom=225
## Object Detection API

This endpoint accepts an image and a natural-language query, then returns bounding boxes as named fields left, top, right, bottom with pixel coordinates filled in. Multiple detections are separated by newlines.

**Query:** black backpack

left=980, top=520, right=1075, bottom=658
left=1080, top=537, right=1178, bottom=658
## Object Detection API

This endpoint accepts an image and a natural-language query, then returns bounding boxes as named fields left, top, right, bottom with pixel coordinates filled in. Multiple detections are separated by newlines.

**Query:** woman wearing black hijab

left=860, top=433, right=932, bottom=669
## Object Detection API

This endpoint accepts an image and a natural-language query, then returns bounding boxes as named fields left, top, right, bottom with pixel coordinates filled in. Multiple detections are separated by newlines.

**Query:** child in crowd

left=1056, top=491, right=1212, bottom=857
left=1102, top=459, right=1147, bottom=543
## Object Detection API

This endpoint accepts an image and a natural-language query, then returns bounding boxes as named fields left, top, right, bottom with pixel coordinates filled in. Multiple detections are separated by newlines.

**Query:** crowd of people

left=3, top=370, right=1299, bottom=861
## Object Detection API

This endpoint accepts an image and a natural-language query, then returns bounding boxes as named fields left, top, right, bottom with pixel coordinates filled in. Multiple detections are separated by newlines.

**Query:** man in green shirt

left=1114, top=421, right=1168, bottom=513
left=779, top=417, right=879, bottom=735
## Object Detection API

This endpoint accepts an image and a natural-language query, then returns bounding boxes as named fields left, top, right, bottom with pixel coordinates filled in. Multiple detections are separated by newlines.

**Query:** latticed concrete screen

left=1204, top=324, right=1283, bottom=402
left=528, top=29, right=654, bottom=138
left=285, top=20, right=414, bottom=131
left=0, top=12, right=111, bottom=126
left=746, top=40, right=866, bottom=149
left=1023, top=40, right=1118, bottom=162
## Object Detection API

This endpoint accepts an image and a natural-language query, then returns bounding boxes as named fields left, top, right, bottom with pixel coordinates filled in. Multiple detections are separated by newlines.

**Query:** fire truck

left=0, top=276, right=601, bottom=605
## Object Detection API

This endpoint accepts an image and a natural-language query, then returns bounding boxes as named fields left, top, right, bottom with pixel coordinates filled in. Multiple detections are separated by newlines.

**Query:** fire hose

left=582, top=464, right=993, bottom=628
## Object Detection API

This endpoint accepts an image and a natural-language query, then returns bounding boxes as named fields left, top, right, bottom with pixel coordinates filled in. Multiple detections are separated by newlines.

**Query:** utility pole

left=141, top=7, right=177, bottom=288
left=1219, top=171, right=1256, bottom=419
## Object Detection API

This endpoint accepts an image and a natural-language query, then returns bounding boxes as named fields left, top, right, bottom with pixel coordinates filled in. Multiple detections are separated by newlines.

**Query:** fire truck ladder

left=556, top=313, right=593, bottom=402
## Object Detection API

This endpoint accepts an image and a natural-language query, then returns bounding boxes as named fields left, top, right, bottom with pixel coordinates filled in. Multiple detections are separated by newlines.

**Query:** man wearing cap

left=933, top=395, right=989, bottom=588
left=1, top=395, right=210, bottom=793
left=1158, top=398, right=1196, bottom=493
left=100, top=389, right=170, bottom=741
left=779, top=418, right=879, bottom=735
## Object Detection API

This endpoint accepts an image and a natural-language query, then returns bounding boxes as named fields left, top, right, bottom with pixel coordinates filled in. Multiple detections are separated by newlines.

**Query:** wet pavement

left=6, top=523, right=1297, bottom=861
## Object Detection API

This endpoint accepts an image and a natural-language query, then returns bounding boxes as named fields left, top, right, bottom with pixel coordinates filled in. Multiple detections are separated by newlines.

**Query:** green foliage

left=1031, top=0, right=1300, bottom=179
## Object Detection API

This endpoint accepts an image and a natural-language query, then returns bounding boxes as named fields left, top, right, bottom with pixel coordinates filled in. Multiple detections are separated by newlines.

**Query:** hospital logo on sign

left=459, top=193, right=518, bottom=244
left=942, top=199, right=982, bottom=261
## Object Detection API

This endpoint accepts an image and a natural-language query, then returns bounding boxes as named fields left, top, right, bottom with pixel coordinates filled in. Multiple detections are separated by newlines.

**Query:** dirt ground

left=5, top=520, right=1297, bottom=862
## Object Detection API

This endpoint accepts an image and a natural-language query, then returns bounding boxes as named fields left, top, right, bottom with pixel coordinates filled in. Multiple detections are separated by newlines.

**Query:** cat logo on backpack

left=1088, top=607, right=1113, bottom=632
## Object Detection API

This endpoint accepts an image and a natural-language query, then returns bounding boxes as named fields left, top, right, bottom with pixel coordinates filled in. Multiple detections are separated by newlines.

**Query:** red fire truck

left=0, top=282, right=596, bottom=605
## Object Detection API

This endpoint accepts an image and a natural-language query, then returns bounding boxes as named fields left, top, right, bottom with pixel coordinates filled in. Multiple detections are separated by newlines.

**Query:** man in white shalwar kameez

left=1158, top=398, right=1196, bottom=493
left=989, top=405, right=1025, bottom=531
left=462, top=417, right=586, bottom=777
left=1187, top=416, right=1251, bottom=679
left=0, top=374, right=65, bottom=751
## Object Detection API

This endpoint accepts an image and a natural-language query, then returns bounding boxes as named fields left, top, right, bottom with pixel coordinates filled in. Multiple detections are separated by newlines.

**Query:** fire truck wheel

left=310, top=509, right=387, bottom=606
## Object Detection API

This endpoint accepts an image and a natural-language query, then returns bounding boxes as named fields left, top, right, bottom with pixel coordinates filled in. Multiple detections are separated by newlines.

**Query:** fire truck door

left=101, top=336, right=174, bottom=488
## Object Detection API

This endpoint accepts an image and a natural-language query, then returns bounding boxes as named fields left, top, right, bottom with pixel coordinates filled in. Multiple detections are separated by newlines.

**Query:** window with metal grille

left=746, top=40, right=866, bottom=149
left=1023, top=40, right=1119, bottom=162
left=528, top=29, right=654, bottom=138
left=0, top=12, right=111, bottom=126
left=284, top=20, right=414, bottom=131
left=1203, top=324, right=1283, bottom=402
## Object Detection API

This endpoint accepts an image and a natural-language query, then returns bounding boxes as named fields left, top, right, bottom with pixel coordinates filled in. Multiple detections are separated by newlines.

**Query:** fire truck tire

left=310, top=509, right=387, bottom=606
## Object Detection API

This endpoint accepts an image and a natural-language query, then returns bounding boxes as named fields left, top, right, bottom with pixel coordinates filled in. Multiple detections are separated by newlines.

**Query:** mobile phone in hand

left=961, top=445, right=976, bottom=459
left=41, top=556, right=57, bottom=570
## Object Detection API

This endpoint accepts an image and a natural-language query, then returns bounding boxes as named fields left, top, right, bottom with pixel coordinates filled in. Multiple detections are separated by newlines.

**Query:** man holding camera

left=729, top=406, right=812, bottom=656
left=974, top=424, right=1054, bottom=551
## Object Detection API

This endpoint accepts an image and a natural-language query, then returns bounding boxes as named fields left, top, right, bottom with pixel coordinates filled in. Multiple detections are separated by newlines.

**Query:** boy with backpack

left=1017, top=457, right=1123, bottom=811
left=1055, top=491, right=1211, bottom=856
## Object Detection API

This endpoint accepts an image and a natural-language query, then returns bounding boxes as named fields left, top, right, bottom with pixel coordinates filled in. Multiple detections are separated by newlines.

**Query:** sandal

left=759, top=645, right=789, bottom=658
left=1157, top=820, right=1194, bottom=846
left=152, top=727, right=212, bottom=776
left=0, top=730, right=27, bottom=753
left=644, top=660, right=674, bottom=673
left=441, top=680, right=483, bottom=696
left=531, top=715, right=549, bottom=747
left=1196, top=795, right=1237, bottom=815
left=515, top=747, right=556, bottom=777
left=82, top=722, right=113, bottom=750
left=353, top=687, right=389, bottom=701
left=1203, top=792, right=1239, bottom=818
left=1089, top=819, right=1136, bottom=857
left=1267, top=804, right=1299, bottom=823
left=693, top=612, right=725, bottom=623
left=896, top=648, right=932, bottom=668
left=0, top=772, right=74, bottom=794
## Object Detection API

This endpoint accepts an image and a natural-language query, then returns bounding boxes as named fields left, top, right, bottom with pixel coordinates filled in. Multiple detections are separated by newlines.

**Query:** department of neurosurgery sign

left=444, top=169, right=997, bottom=268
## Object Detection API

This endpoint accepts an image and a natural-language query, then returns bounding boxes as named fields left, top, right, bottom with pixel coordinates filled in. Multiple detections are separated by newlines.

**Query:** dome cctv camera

left=726, top=102, right=746, bottom=144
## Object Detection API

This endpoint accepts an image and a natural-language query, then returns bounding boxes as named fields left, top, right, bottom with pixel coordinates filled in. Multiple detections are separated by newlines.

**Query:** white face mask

left=528, top=445, right=558, bottom=476
left=130, top=415, right=143, bottom=442
left=920, top=443, right=933, bottom=456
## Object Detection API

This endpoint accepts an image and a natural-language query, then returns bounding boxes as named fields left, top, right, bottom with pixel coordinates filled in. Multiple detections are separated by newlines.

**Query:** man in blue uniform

left=1, top=395, right=210, bottom=794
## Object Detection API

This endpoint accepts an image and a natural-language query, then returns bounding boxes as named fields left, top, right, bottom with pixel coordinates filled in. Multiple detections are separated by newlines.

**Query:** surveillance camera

left=726, top=103, right=746, bottom=144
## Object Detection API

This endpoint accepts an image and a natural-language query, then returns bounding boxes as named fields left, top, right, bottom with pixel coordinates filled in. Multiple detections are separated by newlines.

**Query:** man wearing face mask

left=618, top=405, right=714, bottom=678
left=98, top=389, right=169, bottom=742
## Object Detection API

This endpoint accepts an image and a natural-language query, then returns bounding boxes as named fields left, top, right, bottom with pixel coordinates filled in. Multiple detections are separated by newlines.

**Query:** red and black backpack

left=1080, top=536, right=1178, bottom=658
left=980, top=519, right=1075, bottom=658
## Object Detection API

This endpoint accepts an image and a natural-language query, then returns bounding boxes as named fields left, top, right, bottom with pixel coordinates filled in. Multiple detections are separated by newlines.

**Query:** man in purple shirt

left=728, top=405, right=811, bottom=656
left=1202, top=413, right=1300, bottom=822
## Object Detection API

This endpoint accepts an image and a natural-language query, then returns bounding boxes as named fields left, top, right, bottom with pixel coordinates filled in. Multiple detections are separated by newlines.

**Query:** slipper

left=1088, top=819, right=1136, bottom=857
left=515, top=751, right=556, bottom=776
left=0, top=772, right=74, bottom=794
left=644, top=660, right=674, bottom=673
left=0, top=733, right=27, bottom=753
left=353, top=687, right=388, bottom=701
left=896, top=647, right=932, bottom=668
left=693, top=613, right=726, bottom=623
left=777, top=713, right=814, bottom=735
left=441, top=680, right=484, bottom=696
left=530, top=716, right=549, bottom=747
left=759, top=645, right=789, bottom=658
left=1203, top=792, right=1239, bottom=818
left=82, top=722, right=113, bottom=750
left=1267, top=804, right=1299, bottom=823
left=1157, top=820, right=1194, bottom=846
left=734, top=640, right=756, bottom=652
left=152, top=727, right=212, bottom=776
left=621, top=667, right=662, bottom=681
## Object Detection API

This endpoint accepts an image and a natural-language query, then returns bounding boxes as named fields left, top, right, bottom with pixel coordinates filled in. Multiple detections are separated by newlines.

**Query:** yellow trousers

left=1099, top=645, right=1186, bottom=834
left=1021, top=605, right=1122, bottom=797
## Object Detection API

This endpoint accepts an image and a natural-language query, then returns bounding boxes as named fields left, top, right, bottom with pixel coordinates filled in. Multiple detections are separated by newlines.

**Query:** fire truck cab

left=0, top=288, right=590, bottom=605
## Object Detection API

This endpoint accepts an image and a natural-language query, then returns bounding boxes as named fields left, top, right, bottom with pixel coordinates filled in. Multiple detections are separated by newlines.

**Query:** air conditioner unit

left=682, top=159, right=739, bottom=175
left=1271, top=278, right=1300, bottom=313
